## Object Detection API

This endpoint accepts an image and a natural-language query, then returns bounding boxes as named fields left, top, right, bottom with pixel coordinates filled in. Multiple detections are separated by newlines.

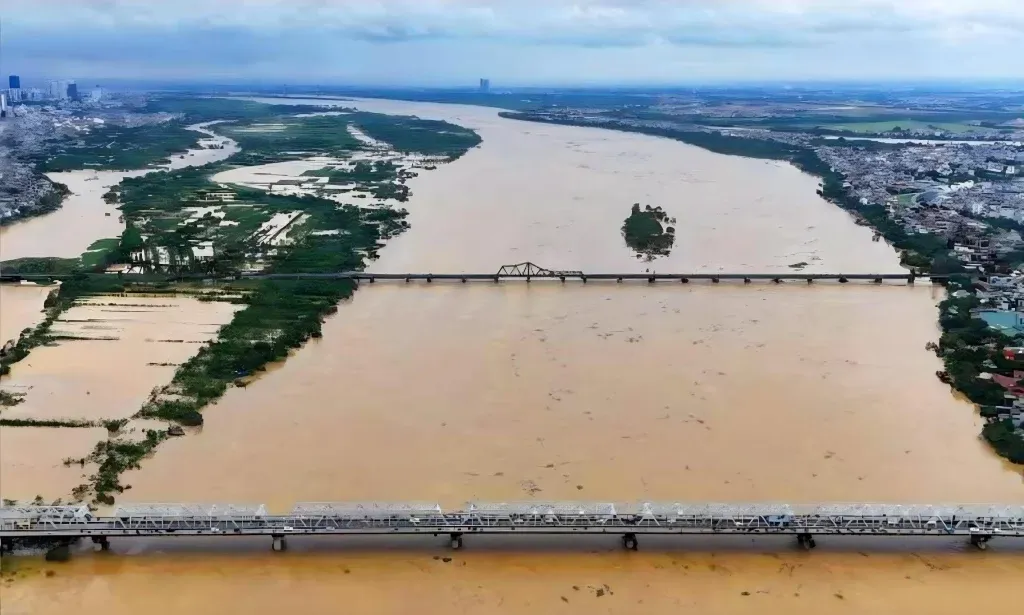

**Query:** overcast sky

left=4, top=0, right=1024, bottom=86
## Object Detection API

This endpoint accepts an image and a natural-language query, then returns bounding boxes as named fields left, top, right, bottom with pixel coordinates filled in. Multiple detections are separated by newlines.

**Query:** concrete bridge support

left=44, top=542, right=73, bottom=562
left=449, top=533, right=464, bottom=550
left=272, top=535, right=287, bottom=552
left=970, top=534, right=992, bottom=550
left=91, top=536, right=110, bottom=552
left=797, top=533, right=817, bottom=550
left=622, top=533, right=638, bottom=551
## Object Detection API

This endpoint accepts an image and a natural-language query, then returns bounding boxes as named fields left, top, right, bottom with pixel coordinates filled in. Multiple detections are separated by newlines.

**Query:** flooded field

left=0, top=295, right=239, bottom=501
left=0, top=285, right=52, bottom=345
left=0, top=123, right=237, bottom=262
left=2, top=99, right=1022, bottom=614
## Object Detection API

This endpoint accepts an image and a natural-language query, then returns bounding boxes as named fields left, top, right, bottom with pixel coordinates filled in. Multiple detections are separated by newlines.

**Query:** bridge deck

left=3, top=503, right=1022, bottom=539
left=258, top=272, right=930, bottom=283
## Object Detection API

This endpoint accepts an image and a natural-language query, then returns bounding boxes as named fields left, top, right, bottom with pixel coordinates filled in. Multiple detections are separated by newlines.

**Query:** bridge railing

left=3, top=503, right=1023, bottom=534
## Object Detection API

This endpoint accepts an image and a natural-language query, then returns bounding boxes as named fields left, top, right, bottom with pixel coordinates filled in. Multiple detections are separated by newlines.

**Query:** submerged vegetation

left=622, top=203, right=676, bottom=259
left=0, top=95, right=482, bottom=505
left=35, top=123, right=203, bottom=173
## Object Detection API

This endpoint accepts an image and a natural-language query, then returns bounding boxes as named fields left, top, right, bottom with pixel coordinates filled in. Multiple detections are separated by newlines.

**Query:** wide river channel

left=1, top=98, right=1022, bottom=614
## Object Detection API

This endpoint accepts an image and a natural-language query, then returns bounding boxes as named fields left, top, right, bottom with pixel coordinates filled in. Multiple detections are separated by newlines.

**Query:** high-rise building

left=9, top=75, right=20, bottom=89
left=49, top=80, right=67, bottom=100
left=479, top=78, right=491, bottom=93
left=66, top=81, right=79, bottom=101
left=90, top=87, right=103, bottom=103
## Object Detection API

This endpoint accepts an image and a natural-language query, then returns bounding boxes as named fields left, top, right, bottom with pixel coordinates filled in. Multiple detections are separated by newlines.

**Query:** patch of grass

left=39, top=122, right=203, bottom=172
left=79, top=238, right=121, bottom=269
left=0, top=391, right=26, bottom=407
left=0, top=257, right=80, bottom=276
left=896, top=193, right=919, bottom=206
left=822, top=120, right=981, bottom=134
left=0, top=418, right=95, bottom=428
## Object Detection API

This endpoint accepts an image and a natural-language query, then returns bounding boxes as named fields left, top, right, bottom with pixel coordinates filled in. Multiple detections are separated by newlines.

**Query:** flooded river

left=0, top=122, right=237, bottom=261
left=2, top=99, right=1022, bottom=613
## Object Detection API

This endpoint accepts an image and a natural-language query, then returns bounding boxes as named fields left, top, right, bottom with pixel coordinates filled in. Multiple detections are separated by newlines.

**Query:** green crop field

left=823, top=120, right=981, bottom=134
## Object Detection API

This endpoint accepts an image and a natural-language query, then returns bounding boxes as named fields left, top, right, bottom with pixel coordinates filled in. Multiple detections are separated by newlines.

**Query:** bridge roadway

left=3, top=503, right=1023, bottom=554
left=0, top=263, right=941, bottom=285
left=258, top=272, right=938, bottom=284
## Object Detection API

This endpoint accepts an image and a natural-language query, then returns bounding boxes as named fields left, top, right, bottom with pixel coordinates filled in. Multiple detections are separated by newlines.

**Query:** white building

left=48, top=80, right=69, bottom=100
left=90, top=88, right=103, bottom=103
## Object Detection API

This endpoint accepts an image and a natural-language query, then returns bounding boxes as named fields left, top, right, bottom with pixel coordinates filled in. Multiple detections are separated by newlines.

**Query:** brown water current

left=0, top=285, right=51, bottom=345
left=2, top=99, right=1023, bottom=614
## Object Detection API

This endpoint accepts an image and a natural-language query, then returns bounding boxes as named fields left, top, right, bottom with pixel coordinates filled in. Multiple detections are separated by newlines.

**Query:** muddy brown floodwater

left=2, top=99, right=1023, bottom=614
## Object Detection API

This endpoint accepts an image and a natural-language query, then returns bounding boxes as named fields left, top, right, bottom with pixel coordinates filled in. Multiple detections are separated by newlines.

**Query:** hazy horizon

left=3, top=0, right=1024, bottom=86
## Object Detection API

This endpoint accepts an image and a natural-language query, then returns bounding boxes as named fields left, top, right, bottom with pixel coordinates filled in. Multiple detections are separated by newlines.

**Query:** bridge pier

left=744, top=277, right=751, bottom=284
left=368, top=277, right=375, bottom=284
left=712, top=277, right=720, bottom=284
left=91, top=536, right=110, bottom=552
left=680, top=278, right=689, bottom=284
left=772, top=278, right=781, bottom=284
left=970, top=534, right=992, bottom=550
left=839, top=277, right=849, bottom=284
left=272, top=535, right=287, bottom=552
left=807, top=278, right=813, bottom=284
left=44, top=543, right=73, bottom=562
left=648, top=276, right=655, bottom=283
left=581, top=276, right=587, bottom=284
left=622, top=533, right=638, bottom=551
left=796, top=533, right=817, bottom=550
left=449, top=533, right=464, bottom=550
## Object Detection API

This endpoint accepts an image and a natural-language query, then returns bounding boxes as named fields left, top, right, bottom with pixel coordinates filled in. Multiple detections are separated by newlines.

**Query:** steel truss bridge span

left=3, top=503, right=1022, bottom=553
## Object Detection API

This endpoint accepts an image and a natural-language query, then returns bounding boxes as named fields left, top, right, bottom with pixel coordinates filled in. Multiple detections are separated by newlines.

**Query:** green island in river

left=622, top=203, right=676, bottom=260
left=0, top=97, right=481, bottom=505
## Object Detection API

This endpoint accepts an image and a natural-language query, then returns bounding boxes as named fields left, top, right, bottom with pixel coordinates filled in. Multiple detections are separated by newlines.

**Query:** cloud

left=11, top=0, right=1024, bottom=46
left=4, top=1, right=1024, bottom=82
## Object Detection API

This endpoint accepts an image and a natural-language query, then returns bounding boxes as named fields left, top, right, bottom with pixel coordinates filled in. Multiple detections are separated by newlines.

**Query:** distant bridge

left=0, top=262, right=942, bottom=285
left=3, top=502, right=1021, bottom=556
left=253, top=262, right=941, bottom=285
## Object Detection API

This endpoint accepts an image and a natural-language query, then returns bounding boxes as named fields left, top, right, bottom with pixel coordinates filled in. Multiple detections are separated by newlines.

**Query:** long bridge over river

left=3, top=502, right=1022, bottom=557
left=0, top=262, right=948, bottom=285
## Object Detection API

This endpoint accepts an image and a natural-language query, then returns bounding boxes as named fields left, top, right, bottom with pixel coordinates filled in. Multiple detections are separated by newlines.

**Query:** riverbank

left=500, top=111, right=1023, bottom=466
left=0, top=179, right=71, bottom=227
left=0, top=98, right=483, bottom=506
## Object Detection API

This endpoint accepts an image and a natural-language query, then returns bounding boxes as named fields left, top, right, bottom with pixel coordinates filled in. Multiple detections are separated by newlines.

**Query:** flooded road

left=3, top=99, right=1023, bottom=614
left=0, top=123, right=238, bottom=261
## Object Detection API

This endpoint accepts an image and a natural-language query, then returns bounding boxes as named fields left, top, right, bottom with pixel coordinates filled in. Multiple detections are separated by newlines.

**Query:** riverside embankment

left=3, top=98, right=1023, bottom=615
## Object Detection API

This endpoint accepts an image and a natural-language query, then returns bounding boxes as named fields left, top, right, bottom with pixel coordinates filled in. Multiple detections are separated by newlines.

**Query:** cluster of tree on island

left=622, top=203, right=676, bottom=260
